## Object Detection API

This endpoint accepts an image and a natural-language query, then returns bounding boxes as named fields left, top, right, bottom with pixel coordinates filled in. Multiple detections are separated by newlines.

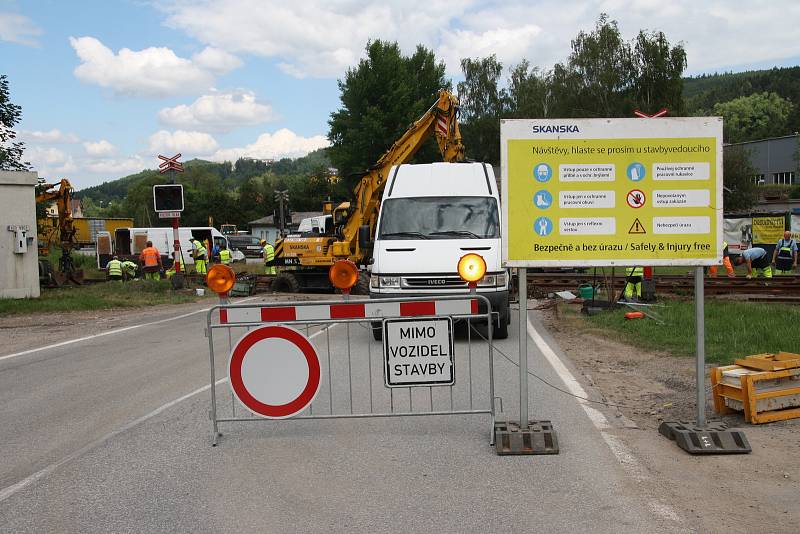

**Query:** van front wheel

left=493, top=315, right=509, bottom=339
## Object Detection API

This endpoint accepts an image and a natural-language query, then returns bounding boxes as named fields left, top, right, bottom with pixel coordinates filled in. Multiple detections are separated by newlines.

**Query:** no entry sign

left=228, top=325, right=320, bottom=418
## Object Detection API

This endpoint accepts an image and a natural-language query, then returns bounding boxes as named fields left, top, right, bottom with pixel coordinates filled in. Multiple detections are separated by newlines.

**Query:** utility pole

left=274, top=189, right=289, bottom=236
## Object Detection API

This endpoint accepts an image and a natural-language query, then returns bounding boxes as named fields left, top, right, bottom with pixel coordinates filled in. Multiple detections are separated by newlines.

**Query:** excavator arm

left=35, top=178, right=79, bottom=274
left=328, top=89, right=464, bottom=260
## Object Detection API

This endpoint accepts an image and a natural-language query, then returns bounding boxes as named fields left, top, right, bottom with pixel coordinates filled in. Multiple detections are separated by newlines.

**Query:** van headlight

left=477, top=274, right=496, bottom=287
left=370, top=275, right=400, bottom=288
left=476, top=272, right=507, bottom=287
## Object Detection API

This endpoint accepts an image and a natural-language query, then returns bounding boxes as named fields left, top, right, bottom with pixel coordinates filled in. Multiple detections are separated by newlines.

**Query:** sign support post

left=695, top=266, right=706, bottom=428
left=518, top=268, right=529, bottom=430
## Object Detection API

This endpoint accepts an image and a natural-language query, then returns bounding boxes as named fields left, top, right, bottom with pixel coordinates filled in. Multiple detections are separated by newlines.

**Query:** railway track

left=525, top=271, right=800, bottom=299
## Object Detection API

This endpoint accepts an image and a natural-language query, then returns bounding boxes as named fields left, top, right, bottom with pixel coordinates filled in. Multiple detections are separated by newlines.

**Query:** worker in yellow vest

left=772, top=231, right=798, bottom=275
left=106, top=256, right=123, bottom=281
left=261, top=239, right=276, bottom=275
left=190, top=238, right=208, bottom=275
left=623, top=266, right=643, bottom=301
left=121, top=259, right=138, bottom=280
left=219, top=243, right=232, bottom=265
left=165, top=254, right=185, bottom=279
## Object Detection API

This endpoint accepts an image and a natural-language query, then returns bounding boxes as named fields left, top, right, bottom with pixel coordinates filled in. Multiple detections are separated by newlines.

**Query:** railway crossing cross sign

left=158, top=153, right=184, bottom=174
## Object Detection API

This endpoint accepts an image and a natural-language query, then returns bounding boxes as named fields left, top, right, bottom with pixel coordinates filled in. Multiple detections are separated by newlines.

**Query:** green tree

left=549, top=14, right=634, bottom=117
left=546, top=15, right=686, bottom=118
left=684, top=66, right=800, bottom=132
left=506, top=60, right=549, bottom=118
left=457, top=55, right=507, bottom=164
left=713, top=92, right=794, bottom=143
left=0, top=75, right=29, bottom=171
left=723, top=146, right=759, bottom=211
left=631, top=29, right=687, bottom=114
left=327, top=40, right=449, bottom=187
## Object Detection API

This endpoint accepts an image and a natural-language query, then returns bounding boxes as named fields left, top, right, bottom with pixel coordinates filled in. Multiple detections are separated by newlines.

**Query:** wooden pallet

left=734, top=352, right=800, bottom=371
left=711, top=364, right=800, bottom=424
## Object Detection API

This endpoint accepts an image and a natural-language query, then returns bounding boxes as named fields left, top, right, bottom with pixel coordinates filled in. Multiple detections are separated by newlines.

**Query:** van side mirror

left=358, top=225, right=372, bottom=251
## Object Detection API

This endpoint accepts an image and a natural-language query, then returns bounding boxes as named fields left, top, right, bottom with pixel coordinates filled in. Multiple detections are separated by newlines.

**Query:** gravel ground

left=537, top=301, right=799, bottom=534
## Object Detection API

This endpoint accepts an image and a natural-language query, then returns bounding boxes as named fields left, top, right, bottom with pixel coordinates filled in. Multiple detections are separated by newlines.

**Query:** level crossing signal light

left=153, top=184, right=184, bottom=212
left=328, top=260, right=359, bottom=293
left=207, top=264, right=236, bottom=295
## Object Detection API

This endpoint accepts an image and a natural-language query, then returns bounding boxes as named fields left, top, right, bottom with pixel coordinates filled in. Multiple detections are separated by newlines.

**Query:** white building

left=1, top=171, right=40, bottom=299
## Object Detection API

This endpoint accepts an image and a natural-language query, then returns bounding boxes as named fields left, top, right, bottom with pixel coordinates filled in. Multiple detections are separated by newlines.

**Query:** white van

left=369, top=162, right=510, bottom=338
left=96, top=226, right=243, bottom=269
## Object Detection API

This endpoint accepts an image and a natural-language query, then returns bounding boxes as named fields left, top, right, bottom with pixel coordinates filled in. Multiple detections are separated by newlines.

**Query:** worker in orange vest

left=139, top=240, right=163, bottom=280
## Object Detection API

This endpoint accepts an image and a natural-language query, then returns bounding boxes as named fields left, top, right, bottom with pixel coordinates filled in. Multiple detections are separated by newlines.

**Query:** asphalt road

left=0, top=297, right=686, bottom=533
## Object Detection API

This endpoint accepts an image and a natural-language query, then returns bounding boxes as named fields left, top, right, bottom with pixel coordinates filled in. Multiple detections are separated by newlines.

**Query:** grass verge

left=0, top=280, right=200, bottom=316
left=573, top=298, right=800, bottom=365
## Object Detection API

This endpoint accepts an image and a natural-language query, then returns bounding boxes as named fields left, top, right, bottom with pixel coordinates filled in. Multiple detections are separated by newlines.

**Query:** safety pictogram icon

left=628, top=218, right=647, bottom=234
left=229, top=325, right=320, bottom=419
left=626, top=189, right=646, bottom=209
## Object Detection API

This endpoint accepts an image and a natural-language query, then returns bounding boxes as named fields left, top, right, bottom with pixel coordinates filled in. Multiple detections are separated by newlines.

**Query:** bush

left=759, top=184, right=792, bottom=200
left=790, top=185, right=800, bottom=199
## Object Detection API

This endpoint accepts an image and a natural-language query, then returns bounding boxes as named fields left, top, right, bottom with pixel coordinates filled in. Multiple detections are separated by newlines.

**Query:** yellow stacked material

left=711, top=355, right=800, bottom=424
left=734, top=352, right=800, bottom=372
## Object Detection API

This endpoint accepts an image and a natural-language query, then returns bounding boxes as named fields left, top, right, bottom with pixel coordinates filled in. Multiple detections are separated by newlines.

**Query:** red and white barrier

left=219, top=298, right=479, bottom=324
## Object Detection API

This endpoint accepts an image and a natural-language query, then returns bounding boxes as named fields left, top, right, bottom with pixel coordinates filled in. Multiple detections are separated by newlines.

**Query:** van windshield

left=378, top=197, right=499, bottom=240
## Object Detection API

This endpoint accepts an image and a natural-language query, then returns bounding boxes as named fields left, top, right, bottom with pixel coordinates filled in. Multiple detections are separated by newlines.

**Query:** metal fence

left=205, top=294, right=497, bottom=446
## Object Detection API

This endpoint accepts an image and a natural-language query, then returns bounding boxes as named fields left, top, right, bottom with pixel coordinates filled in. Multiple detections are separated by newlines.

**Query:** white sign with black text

left=383, top=318, right=454, bottom=387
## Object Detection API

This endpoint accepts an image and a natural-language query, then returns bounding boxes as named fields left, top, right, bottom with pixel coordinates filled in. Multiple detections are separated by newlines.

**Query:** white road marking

left=0, top=323, right=333, bottom=503
left=526, top=315, right=682, bottom=524
left=0, top=296, right=260, bottom=363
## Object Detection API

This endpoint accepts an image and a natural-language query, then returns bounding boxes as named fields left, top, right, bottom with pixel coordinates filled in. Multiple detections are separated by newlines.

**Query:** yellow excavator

left=36, top=178, right=83, bottom=285
left=271, top=89, right=465, bottom=293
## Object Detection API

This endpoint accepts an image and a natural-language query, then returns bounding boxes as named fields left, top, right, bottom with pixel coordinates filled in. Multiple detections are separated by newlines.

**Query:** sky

left=2, top=0, right=799, bottom=190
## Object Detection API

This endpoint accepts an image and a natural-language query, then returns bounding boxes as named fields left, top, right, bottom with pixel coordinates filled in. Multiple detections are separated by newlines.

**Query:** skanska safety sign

left=501, top=117, right=723, bottom=267
left=383, top=318, right=454, bottom=387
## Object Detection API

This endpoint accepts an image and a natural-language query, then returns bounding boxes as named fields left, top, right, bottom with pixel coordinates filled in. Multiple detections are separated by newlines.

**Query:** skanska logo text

left=532, top=125, right=580, bottom=134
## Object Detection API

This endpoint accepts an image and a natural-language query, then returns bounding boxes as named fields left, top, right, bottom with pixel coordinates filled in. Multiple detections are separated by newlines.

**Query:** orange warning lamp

left=207, top=264, right=236, bottom=294
left=458, top=253, right=486, bottom=284
left=329, top=260, right=359, bottom=292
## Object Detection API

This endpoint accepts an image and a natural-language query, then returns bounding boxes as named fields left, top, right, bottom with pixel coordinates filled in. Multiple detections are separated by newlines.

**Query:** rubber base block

left=658, top=421, right=751, bottom=454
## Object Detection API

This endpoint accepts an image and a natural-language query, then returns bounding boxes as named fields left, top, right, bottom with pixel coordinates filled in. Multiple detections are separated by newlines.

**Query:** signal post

left=155, top=154, right=185, bottom=288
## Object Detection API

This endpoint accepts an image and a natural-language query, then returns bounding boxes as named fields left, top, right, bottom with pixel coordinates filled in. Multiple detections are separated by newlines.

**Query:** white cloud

left=210, top=128, right=329, bottom=162
left=83, top=139, right=117, bottom=156
left=0, top=12, right=42, bottom=46
left=191, top=47, right=243, bottom=74
left=83, top=155, right=147, bottom=176
left=21, top=129, right=80, bottom=144
left=24, top=146, right=78, bottom=178
left=158, top=89, right=275, bottom=132
left=162, top=0, right=456, bottom=78
left=69, top=36, right=241, bottom=97
left=26, top=146, right=69, bottom=165
left=148, top=130, right=219, bottom=155
left=437, top=24, right=542, bottom=75
left=160, top=0, right=800, bottom=78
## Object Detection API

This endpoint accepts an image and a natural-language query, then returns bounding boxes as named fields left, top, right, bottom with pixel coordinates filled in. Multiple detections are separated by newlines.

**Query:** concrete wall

left=0, top=171, right=40, bottom=299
